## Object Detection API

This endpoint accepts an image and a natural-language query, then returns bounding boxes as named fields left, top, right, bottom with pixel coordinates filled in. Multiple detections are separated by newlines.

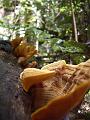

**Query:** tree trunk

left=71, top=0, right=78, bottom=42
left=0, top=51, right=32, bottom=120
left=87, top=0, right=90, bottom=41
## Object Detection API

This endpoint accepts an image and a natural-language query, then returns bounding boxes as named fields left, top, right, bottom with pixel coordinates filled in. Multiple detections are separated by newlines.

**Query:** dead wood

left=0, top=51, right=32, bottom=120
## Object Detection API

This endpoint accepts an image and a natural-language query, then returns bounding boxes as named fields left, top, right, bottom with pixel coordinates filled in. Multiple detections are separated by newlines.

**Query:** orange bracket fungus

left=10, top=37, right=37, bottom=67
left=20, top=59, right=90, bottom=120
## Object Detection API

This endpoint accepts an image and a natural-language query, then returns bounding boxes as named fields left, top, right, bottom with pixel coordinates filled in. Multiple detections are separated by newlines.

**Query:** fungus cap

left=20, top=59, right=90, bottom=120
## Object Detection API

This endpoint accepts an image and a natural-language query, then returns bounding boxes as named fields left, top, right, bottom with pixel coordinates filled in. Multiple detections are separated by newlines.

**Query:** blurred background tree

left=0, top=0, right=90, bottom=65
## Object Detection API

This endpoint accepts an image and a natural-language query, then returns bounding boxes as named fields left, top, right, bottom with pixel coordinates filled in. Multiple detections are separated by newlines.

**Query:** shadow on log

left=0, top=51, right=32, bottom=120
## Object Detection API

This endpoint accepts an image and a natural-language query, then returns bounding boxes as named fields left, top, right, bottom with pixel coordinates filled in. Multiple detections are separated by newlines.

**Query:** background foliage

left=0, top=0, right=90, bottom=64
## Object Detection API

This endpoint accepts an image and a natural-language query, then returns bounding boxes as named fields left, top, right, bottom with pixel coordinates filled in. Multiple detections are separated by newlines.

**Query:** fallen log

left=0, top=51, right=32, bottom=120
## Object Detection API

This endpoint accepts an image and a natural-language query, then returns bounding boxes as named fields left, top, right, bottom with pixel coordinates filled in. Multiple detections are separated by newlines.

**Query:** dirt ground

left=73, top=93, right=90, bottom=120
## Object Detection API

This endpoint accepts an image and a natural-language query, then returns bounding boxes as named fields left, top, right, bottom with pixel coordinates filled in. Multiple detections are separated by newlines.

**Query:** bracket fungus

left=20, top=68, right=56, bottom=92
left=20, top=59, right=90, bottom=120
left=10, top=37, right=37, bottom=67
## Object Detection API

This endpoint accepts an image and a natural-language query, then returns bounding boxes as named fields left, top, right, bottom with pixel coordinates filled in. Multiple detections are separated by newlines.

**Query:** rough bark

left=0, top=51, right=32, bottom=120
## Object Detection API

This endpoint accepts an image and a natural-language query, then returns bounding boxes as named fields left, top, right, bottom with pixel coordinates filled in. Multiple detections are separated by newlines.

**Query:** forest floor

left=70, top=93, right=90, bottom=120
